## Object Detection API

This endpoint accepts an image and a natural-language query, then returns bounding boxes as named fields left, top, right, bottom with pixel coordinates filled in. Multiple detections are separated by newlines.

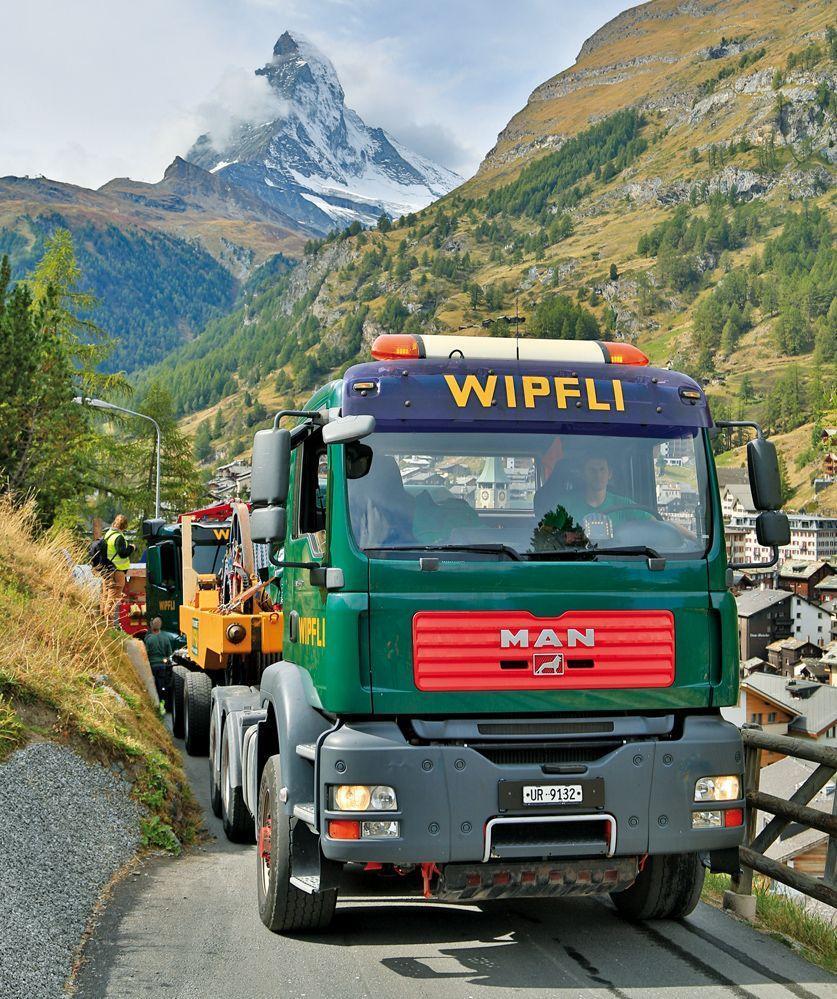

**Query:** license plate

left=522, top=784, right=583, bottom=805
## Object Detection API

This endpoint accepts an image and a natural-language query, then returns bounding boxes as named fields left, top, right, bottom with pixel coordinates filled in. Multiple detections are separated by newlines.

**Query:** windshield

left=347, top=427, right=712, bottom=560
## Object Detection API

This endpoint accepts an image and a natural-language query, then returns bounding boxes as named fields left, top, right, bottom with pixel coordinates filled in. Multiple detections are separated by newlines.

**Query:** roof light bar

left=371, top=333, right=649, bottom=366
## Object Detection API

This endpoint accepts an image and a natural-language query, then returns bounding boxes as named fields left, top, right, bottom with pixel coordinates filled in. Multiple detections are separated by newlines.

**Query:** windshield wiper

left=527, top=545, right=662, bottom=561
left=365, top=543, right=522, bottom=561
left=590, top=545, right=663, bottom=559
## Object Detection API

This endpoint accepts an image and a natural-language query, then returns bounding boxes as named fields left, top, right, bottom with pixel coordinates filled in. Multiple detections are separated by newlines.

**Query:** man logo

left=533, top=653, right=565, bottom=676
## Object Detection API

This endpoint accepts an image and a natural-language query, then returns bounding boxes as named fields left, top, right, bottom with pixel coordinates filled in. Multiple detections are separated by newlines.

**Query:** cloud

left=189, top=66, right=289, bottom=152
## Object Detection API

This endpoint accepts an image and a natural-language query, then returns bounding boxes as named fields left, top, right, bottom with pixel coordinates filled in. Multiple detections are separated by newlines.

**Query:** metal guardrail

left=730, top=727, right=837, bottom=910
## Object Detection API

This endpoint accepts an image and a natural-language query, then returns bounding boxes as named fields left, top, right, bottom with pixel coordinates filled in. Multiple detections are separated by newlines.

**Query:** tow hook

left=258, top=821, right=272, bottom=865
left=420, top=862, right=441, bottom=899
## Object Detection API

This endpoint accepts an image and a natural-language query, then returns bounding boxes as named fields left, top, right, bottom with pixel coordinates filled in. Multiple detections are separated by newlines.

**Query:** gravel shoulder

left=0, top=742, right=141, bottom=999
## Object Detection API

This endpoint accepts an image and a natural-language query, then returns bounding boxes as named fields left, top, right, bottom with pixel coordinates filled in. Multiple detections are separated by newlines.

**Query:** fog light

left=328, top=819, right=360, bottom=840
left=695, top=775, right=740, bottom=802
left=360, top=820, right=400, bottom=839
left=334, top=785, right=372, bottom=811
left=370, top=785, right=397, bottom=811
left=692, top=810, right=722, bottom=828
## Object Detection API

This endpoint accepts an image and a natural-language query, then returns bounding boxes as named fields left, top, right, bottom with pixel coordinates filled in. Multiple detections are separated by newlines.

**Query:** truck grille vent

left=477, top=721, right=614, bottom=737
left=475, top=743, right=620, bottom=766
left=492, top=820, right=607, bottom=851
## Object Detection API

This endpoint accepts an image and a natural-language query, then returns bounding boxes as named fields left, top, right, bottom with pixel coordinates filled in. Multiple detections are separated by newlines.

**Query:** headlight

left=695, top=775, right=740, bottom=802
left=334, top=785, right=371, bottom=811
left=333, top=784, right=397, bottom=811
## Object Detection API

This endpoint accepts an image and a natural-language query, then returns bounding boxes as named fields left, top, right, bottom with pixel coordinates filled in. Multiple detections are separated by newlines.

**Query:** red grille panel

left=412, top=610, right=675, bottom=691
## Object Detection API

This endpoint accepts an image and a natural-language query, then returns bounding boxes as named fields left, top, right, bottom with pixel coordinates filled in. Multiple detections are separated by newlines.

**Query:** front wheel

left=183, top=671, right=212, bottom=756
left=256, top=755, right=337, bottom=934
left=611, top=852, right=704, bottom=920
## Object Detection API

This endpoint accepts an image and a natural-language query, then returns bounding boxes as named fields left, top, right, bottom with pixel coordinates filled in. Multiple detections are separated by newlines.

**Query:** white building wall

left=791, top=595, right=832, bottom=646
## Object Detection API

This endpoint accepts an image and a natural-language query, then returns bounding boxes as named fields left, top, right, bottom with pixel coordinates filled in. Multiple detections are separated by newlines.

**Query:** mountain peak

left=186, top=31, right=461, bottom=233
left=256, top=30, right=344, bottom=107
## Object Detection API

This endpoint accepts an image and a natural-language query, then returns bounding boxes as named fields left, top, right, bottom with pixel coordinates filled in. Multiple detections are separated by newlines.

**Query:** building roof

left=815, top=576, right=837, bottom=593
left=736, top=588, right=792, bottom=618
left=779, top=560, right=831, bottom=580
left=742, top=656, right=767, bottom=672
left=760, top=757, right=834, bottom=864
left=723, top=483, right=756, bottom=511
left=743, top=673, right=837, bottom=736
left=765, top=637, right=820, bottom=653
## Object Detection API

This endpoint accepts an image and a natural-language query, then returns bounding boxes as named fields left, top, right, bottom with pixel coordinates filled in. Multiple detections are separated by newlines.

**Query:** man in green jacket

left=144, top=617, right=174, bottom=711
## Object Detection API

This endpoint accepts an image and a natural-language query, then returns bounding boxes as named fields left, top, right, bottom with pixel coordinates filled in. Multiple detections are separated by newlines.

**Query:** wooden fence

left=730, top=727, right=837, bottom=910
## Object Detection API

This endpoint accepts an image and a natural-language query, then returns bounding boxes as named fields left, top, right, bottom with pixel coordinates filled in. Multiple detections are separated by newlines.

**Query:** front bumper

left=317, top=713, right=744, bottom=865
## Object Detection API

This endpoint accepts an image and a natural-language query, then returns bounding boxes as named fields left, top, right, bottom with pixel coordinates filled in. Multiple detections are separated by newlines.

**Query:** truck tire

left=183, top=670, right=212, bottom=756
left=171, top=665, right=188, bottom=739
left=208, top=708, right=222, bottom=818
left=256, top=755, right=337, bottom=934
left=611, top=852, right=704, bottom=921
left=221, top=725, right=254, bottom=843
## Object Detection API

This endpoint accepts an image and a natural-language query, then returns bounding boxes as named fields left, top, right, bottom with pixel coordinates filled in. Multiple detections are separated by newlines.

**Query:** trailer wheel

left=208, top=708, right=222, bottom=818
left=221, top=724, right=254, bottom=843
left=171, top=665, right=188, bottom=739
left=611, top=852, right=704, bottom=921
left=183, top=671, right=212, bottom=756
left=256, top=755, right=337, bottom=934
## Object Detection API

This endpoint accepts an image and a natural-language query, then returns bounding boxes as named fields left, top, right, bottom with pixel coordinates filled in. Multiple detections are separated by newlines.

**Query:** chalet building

left=778, top=560, right=835, bottom=601
left=815, top=576, right=837, bottom=602
left=736, top=588, right=793, bottom=661
left=740, top=673, right=837, bottom=749
left=765, top=637, right=821, bottom=674
left=759, top=757, right=835, bottom=887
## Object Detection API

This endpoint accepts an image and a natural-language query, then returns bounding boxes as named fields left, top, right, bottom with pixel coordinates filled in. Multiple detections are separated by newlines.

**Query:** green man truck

left=198, top=332, right=790, bottom=934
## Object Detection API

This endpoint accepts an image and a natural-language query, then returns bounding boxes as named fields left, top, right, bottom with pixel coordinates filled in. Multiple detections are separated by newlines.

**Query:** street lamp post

left=73, top=397, right=162, bottom=519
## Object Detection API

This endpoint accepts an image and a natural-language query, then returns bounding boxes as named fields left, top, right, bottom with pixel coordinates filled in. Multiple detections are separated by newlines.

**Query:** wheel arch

left=258, top=661, right=332, bottom=815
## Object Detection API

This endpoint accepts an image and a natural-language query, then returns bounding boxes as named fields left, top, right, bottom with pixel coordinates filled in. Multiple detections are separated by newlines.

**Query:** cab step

left=295, top=743, right=317, bottom=761
left=293, top=802, right=316, bottom=827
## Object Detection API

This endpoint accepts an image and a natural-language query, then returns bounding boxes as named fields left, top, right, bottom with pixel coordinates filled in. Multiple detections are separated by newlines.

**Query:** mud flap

left=290, top=818, right=342, bottom=894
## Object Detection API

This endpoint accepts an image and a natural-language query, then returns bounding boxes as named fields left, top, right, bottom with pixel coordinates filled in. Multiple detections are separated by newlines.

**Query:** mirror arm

left=272, top=409, right=326, bottom=430
left=728, top=546, right=780, bottom=571
left=714, top=419, right=765, bottom=440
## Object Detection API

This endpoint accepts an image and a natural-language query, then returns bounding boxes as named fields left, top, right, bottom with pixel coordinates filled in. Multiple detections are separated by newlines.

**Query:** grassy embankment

left=702, top=873, right=837, bottom=973
left=0, top=497, right=196, bottom=852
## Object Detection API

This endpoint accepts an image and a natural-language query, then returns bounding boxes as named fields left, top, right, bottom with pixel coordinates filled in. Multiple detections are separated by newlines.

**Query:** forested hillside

left=156, top=0, right=835, bottom=508
left=0, top=215, right=238, bottom=371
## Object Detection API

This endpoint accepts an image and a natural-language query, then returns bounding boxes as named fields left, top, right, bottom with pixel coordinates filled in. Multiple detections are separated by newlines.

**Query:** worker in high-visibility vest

left=100, top=514, right=135, bottom=621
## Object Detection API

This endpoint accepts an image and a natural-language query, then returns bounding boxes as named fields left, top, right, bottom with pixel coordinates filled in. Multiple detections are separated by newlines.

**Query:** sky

left=0, top=0, right=633, bottom=189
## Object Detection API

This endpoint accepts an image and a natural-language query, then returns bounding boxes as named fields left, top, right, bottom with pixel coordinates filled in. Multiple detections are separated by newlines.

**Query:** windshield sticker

left=444, top=374, right=625, bottom=413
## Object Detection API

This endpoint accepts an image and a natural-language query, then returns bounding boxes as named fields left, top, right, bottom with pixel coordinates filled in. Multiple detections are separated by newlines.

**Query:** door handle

left=289, top=610, right=299, bottom=643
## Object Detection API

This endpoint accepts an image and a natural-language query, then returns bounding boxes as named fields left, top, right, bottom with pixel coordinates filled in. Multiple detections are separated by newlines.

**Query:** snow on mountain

left=187, top=32, right=462, bottom=233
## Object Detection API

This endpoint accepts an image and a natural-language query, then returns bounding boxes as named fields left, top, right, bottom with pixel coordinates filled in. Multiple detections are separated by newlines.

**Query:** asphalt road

left=77, top=739, right=835, bottom=999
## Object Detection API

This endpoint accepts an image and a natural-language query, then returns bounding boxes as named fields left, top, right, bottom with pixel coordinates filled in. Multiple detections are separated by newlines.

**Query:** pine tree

left=194, top=420, right=213, bottom=463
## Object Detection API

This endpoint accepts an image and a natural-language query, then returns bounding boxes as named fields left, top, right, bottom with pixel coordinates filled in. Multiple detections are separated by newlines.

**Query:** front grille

left=492, top=819, right=608, bottom=852
left=477, top=721, right=614, bottom=736
left=474, top=742, right=620, bottom=766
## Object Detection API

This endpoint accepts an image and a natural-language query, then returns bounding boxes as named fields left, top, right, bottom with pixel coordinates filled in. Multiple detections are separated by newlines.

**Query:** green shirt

left=144, top=631, right=174, bottom=668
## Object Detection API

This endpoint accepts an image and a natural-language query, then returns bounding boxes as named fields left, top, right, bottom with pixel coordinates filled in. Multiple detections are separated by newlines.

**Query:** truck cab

left=239, top=333, right=789, bottom=933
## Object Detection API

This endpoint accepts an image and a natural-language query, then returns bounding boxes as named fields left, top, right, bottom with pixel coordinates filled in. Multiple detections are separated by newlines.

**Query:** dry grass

left=0, top=496, right=195, bottom=847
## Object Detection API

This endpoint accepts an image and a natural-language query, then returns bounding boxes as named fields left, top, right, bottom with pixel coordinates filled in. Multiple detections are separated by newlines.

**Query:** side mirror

left=755, top=510, right=790, bottom=548
left=322, top=414, right=375, bottom=445
left=250, top=506, right=287, bottom=545
left=251, top=428, right=291, bottom=506
left=747, top=438, right=782, bottom=511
